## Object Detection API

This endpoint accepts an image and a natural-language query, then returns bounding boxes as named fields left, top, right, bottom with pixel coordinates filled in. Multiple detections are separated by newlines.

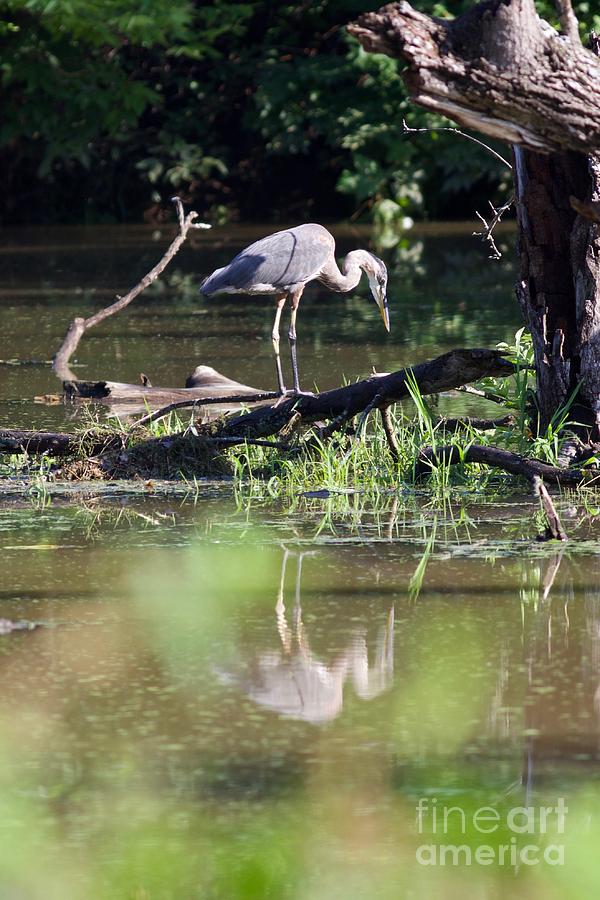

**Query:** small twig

left=402, top=119, right=513, bottom=258
left=532, top=475, right=568, bottom=541
left=402, top=119, right=512, bottom=169
left=52, top=198, right=211, bottom=381
left=357, top=391, right=384, bottom=434
left=474, top=196, right=515, bottom=259
left=127, top=391, right=280, bottom=433
left=455, top=385, right=511, bottom=406
left=380, top=405, right=400, bottom=462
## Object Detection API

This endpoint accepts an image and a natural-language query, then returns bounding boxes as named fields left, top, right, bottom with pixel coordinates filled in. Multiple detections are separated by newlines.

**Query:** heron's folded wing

left=201, top=227, right=331, bottom=294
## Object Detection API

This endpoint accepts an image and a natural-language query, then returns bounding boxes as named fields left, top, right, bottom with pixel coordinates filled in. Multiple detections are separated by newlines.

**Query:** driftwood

left=53, top=198, right=210, bottom=381
left=63, top=366, right=273, bottom=420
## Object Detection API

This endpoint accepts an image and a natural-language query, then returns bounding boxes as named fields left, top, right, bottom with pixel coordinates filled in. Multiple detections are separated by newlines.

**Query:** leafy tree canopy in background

left=1, top=0, right=598, bottom=224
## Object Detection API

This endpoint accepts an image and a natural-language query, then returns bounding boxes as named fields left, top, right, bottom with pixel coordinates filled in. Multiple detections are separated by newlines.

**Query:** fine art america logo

left=415, top=797, right=567, bottom=867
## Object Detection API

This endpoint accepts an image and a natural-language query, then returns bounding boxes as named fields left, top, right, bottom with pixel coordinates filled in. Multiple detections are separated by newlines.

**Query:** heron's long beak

left=378, top=293, right=390, bottom=332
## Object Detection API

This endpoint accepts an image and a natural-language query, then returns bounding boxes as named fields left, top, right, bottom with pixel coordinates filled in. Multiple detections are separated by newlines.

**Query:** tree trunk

left=349, top=0, right=600, bottom=435
left=514, top=148, right=600, bottom=432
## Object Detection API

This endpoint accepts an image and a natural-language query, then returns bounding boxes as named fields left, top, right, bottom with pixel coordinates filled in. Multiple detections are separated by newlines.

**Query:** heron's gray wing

left=200, top=225, right=333, bottom=295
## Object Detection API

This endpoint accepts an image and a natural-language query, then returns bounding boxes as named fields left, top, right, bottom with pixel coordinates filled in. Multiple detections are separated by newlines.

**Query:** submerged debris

left=0, top=619, right=40, bottom=635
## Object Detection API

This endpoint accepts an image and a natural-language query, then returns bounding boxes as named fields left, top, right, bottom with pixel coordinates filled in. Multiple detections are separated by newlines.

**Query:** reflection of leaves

left=409, top=520, right=437, bottom=602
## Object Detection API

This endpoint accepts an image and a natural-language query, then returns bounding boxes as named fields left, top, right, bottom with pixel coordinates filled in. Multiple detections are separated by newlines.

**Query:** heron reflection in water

left=216, top=549, right=395, bottom=724
left=200, top=224, right=390, bottom=395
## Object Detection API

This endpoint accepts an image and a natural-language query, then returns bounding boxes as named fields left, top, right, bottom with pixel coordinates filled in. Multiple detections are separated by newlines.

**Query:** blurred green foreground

left=1, top=495, right=600, bottom=899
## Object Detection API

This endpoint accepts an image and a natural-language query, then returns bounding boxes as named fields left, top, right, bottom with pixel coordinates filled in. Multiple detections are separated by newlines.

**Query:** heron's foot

left=291, top=389, right=316, bottom=398
left=273, top=388, right=315, bottom=407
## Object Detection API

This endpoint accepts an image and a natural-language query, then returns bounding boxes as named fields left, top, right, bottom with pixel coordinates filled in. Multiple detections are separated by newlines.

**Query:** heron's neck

left=320, top=250, right=369, bottom=293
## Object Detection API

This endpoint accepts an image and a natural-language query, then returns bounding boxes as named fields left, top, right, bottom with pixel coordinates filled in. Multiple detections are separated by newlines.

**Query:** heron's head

left=363, top=253, right=390, bottom=332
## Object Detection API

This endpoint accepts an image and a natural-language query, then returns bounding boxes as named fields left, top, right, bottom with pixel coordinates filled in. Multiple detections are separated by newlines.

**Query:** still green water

left=1, top=225, right=599, bottom=899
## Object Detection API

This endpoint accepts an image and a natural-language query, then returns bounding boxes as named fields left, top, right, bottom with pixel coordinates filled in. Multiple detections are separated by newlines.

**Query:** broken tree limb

left=414, top=444, right=590, bottom=486
left=533, top=475, right=568, bottom=541
left=210, top=348, right=515, bottom=441
left=348, top=0, right=600, bottom=155
left=52, top=198, right=210, bottom=381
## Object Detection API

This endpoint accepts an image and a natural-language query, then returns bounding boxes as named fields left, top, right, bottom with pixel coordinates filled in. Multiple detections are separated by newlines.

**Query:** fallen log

left=414, top=444, right=590, bottom=486
left=0, top=429, right=117, bottom=456
left=211, top=348, right=515, bottom=441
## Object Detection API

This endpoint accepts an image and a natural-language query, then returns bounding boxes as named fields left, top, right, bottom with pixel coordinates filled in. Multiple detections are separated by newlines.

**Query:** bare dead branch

left=212, top=349, right=516, bottom=443
left=301, top=406, right=354, bottom=452
left=436, top=414, right=516, bottom=432
left=473, top=196, right=515, bottom=259
left=52, top=198, right=210, bottom=381
left=357, top=392, right=384, bottom=433
left=533, top=475, right=568, bottom=541
left=197, top=436, right=292, bottom=450
left=402, top=119, right=512, bottom=169
left=455, top=384, right=513, bottom=406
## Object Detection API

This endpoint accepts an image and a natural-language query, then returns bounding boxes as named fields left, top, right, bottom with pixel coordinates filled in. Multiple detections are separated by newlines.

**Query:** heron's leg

left=288, top=286, right=305, bottom=394
left=271, top=294, right=287, bottom=395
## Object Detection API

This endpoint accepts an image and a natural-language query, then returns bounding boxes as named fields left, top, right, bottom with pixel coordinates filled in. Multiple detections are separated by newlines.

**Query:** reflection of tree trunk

left=349, top=1, right=600, bottom=436
left=519, top=559, right=600, bottom=774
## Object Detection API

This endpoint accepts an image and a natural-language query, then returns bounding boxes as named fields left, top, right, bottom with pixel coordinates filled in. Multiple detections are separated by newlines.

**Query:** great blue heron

left=199, top=223, right=390, bottom=395
left=215, top=549, right=395, bottom=724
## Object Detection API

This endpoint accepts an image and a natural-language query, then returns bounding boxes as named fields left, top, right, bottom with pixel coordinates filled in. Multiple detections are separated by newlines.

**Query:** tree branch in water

left=52, top=198, right=210, bottom=381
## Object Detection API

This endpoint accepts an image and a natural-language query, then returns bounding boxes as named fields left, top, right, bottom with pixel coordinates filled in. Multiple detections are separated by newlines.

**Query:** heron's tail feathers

left=199, top=266, right=227, bottom=295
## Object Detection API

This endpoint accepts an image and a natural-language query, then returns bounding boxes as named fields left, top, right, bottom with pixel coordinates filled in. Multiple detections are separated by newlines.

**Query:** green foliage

left=3, top=0, right=598, bottom=223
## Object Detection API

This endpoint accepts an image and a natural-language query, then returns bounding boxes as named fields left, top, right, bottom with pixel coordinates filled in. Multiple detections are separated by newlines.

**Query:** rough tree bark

left=349, top=0, right=600, bottom=436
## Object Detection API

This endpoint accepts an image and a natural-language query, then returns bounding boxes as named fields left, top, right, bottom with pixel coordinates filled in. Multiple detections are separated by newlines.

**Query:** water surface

left=1, top=221, right=517, bottom=429
left=2, top=225, right=599, bottom=898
